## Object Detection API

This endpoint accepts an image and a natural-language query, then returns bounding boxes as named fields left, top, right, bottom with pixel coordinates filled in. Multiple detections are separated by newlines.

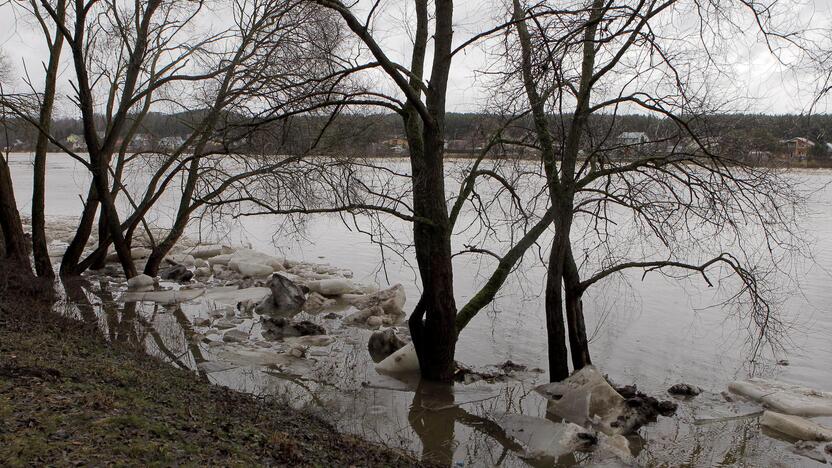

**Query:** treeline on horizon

left=3, top=111, right=831, bottom=159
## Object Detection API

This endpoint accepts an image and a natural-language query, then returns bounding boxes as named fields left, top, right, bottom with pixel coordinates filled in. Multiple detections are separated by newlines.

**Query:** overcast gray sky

left=1, top=0, right=830, bottom=115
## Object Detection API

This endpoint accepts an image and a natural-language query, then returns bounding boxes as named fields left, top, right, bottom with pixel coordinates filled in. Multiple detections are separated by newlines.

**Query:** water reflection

left=53, top=277, right=825, bottom=467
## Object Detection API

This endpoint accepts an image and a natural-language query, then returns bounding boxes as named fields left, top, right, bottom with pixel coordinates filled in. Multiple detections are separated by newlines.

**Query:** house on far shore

left=382, top=137, right=408, bottom=154
left=64, top=134, right=85, bottom=151
left=617, top=131, right=649, bottom=146
left=781, top=137, right=815, bottom=159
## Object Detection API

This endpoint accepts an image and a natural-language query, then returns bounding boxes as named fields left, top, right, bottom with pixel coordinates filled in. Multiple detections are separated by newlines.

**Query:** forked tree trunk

left=542, top=208, right=575, bottom=381
left=544, top=239, right=570, bottom=382
left=515, top=0, right=603, bottom=381
left=89, top=158, right=137, bottom=278
left=408, top=128, right=458, bottom=382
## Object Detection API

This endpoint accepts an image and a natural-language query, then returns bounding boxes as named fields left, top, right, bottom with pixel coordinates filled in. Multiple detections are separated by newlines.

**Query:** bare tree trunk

left=409, top=129, right=458, bottom=382
left=544, top=237, right=570, bottom=382
left=60, top=185, right=99, bottom=276
left=564, top=247, right=591, bottom=369
left=405, top=0, right=458, bottom=383
left=89, top=157, right=137, bottom=277
left=31, top=0, right=66, bottom=279
left=143, top=158, right=200, bottom=276
left=512, top=0, right=571, bottom=381
left=90, top=206, right=110, bottom=270
left=0, top=156, right=31, bottom=273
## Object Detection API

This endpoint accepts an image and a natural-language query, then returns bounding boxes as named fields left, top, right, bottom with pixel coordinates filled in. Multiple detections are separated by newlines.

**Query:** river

left=8, top=153, right=832, bottom=466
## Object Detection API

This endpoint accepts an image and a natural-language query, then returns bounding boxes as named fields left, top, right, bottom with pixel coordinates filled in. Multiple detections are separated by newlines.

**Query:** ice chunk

left=126, top=274, right=155, bottom=291
left=185, top=244, right=233, bottom=259
left=536, top=366, right=629, bottom=435
left=497, top=414, right=589, bottom=458
left=496, top=414, right=633, bottom=463
left=204, top=286, right=271, bottom=307
left=167, top=253, right=195, bottom=266
left=306, top=278, right=356, bottom=296
left=122, top=288, right=205, bottom=304
left=196, top=361, right=237, bottom=374
left=760, top=411, right=832, bottom=442
left=231, top=262, right=273, bottom=277
left=106, top=247, right=151, bottom=262
left=375, top=342, right=419, bottom=374
left=207, top=254, right=233, bottom=266
left=729, top=379, right=832, bottom=417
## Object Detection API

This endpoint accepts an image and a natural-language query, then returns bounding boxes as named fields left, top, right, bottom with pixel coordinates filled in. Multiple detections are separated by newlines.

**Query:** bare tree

left=11, top=0, right=347, bottom=280
left=305, top=0, right=580, bottom=382
left=504, top=0, right=808, bottom=381
left=24, top=0, right=67, bottom=278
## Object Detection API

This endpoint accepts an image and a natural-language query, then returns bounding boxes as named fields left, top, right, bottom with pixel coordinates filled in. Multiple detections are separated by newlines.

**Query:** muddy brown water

left=9, top=153, right=832, bottom=466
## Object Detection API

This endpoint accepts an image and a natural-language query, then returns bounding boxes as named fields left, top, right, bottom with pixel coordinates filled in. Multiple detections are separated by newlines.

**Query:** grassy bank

left=0, top=269, right=422, bottom=467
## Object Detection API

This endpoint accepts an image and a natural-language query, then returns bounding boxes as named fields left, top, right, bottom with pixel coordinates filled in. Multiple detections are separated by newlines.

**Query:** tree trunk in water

left=0, top=157, right=31, bottom=273
left=143, top=221, right=183, bottom=276
left=564, top=247, right=591, bottom=369
left=144, top=158, right=200, bottom=276
left=545, top=233, right=570, bottom=382
left=408, top=129, right=458, bottom=383
left=89, top=162, right=136, bottom=278
left=60, top=185, right=99, bottom=276
left=32, top=149, right=54, bottom=278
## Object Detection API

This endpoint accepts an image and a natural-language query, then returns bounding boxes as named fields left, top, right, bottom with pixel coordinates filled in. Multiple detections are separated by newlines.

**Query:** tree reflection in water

left=54, top=279, right=822, bottom=467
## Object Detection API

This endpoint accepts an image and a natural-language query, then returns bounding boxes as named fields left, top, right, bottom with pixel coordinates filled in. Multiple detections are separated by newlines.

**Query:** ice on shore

left=760, top=411, right=832, bottom=441
left=122, top=288, right=206, bottom=304
left=375, top=342, right=419, bottom=374
left=729, top=379, right=832, bottom=417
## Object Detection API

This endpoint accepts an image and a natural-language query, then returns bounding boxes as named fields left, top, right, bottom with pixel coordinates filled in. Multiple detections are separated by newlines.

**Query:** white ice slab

left=729, top=379, right=832, bottom=417
left=121, top=288, right=205, bottom=304
left=760, top=411, right=832, bottom=441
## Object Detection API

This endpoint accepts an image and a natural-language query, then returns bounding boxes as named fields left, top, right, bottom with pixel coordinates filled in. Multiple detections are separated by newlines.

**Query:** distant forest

left=3, top=111, right=832, bottom=162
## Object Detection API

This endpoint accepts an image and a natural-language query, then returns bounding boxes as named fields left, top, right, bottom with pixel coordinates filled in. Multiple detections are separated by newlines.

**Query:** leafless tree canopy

left=0, top=0, right=825, bottom=384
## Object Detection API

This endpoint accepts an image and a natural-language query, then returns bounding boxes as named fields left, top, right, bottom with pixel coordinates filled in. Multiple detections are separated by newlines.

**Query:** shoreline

left=6, top=151, right=832, bottom=170
left=0, top=265, right=426, bottom=467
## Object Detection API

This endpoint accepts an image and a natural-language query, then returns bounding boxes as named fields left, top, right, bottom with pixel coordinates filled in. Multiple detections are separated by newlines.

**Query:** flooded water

left=8, top=153, right=832, bottom=466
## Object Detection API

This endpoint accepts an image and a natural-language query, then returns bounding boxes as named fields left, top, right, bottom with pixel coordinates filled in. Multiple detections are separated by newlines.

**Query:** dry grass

left=0, top=263, right=424, bottom=467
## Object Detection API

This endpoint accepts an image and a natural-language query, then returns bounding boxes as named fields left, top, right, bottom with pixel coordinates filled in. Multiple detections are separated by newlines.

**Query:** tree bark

left=31, top=0, right=66, bottom=279
left=564, top=246, right=591, bottom=369
left=60, top=184, right=99, bottom=276
left=0, top=156, right=31, bottom=273
left=409, top=129, right=458, bottom=382
left=143, top=158, right=200, bottom=276
left=545, top=209, right=571, bottom=382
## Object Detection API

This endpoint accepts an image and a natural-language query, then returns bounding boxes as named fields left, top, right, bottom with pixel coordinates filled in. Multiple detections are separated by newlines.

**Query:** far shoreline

left=8, top=150, right=832, bottom=170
